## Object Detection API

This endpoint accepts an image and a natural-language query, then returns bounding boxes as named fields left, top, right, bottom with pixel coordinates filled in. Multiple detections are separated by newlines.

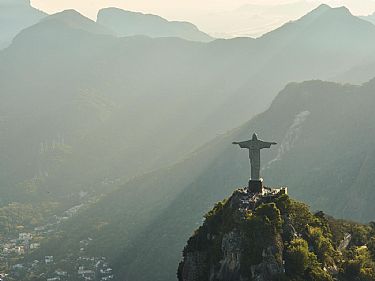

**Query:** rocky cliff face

left=178, top=187, right=375, bottom=281
left=178, top=188, right=286, bottom=281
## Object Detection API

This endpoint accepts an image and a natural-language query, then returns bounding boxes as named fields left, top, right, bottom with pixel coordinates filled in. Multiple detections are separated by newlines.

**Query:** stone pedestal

left=248, top=179, right=264, bottom=193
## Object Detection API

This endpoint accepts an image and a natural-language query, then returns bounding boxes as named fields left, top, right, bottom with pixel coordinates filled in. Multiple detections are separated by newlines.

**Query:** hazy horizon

left=30, top=0, right=375, bottom=37
left=2, top=0, right=375, bottom=280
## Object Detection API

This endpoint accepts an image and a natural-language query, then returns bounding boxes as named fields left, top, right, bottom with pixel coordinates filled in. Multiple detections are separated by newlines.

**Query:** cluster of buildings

left=0, top=205, right=80, bottom=270
left=0, top=200, right=115, bottom=281
left=42, top=254, right=114, bottom=281
left=0, top=232, right=40, bottom=262
left=1, top=204, right=85, bottom=258
left=4, top=242, right=114, bottom=281
left=76, top=256, right=114, bottom=281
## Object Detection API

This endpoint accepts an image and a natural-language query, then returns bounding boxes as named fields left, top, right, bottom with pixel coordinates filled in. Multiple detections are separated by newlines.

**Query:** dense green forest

left=180, top=192, right=375, bottom=281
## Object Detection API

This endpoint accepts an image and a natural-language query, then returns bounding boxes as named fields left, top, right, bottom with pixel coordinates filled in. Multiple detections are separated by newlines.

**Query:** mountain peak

left=307, top=4, right=351, bottom=18
left=0, top=0, right=46, bottom=49
left=260, top=2, right=364, bottom=43
left=97, top=7, right=213, bottom=42
left=46, top=9, right=92, bottom=22
left=315, top=3, right=331, bottom=11
left=178, top=187, right=375, bottom=281
left=40, top=9, right=113, bottom=35
left=178, top=187, right=287, bottom=281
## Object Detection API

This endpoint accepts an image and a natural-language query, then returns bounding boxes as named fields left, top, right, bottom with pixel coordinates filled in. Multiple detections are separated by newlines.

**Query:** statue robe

left=235, top=139, right=275, bottom=180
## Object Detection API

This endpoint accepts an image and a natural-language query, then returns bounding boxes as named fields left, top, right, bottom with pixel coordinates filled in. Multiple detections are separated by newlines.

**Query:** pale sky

left=30, top=0, right=375, bottom=37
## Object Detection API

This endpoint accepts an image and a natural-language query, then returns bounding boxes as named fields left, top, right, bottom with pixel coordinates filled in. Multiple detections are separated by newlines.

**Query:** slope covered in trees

left=29, top=78, right=375, bottom=281
left=179, top=190, right=375, bottom=281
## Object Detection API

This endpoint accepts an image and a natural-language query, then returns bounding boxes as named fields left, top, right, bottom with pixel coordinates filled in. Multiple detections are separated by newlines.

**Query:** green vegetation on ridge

left=180, top=192, right=375, bottom=281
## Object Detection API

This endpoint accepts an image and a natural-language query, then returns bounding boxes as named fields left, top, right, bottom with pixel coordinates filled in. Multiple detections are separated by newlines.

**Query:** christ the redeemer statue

left=233, top=133, right=276, bottom=192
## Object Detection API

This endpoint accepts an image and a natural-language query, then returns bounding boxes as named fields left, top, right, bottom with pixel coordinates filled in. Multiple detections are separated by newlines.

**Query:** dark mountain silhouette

left=96, top=7, right=213, bottom=42
left=0, top=0, right=46, bottom=49
left=36, top=79, right=375, bottom=281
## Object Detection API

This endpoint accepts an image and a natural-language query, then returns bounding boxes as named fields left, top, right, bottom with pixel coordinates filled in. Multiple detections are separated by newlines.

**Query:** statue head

left=252, top=133, right=258, bottom=140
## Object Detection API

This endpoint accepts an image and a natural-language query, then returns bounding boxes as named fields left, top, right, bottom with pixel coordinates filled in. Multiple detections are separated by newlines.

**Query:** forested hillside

left=180, top=190, right=375, bottom=281
left=31, top=79, right=375, bottom=281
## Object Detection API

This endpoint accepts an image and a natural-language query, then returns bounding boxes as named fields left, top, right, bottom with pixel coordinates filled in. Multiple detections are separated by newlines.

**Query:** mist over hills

left=3, top=4, right=375, bottom=206
left=2, top=4, right=375, bottom=281
left=0, top=0, right=46, bottom=49
left=262, top=4, right=375, bottom=50
left=335, top=61, right=375, bottom=85
left=42, top=9, right=113, bottom=36
left=97, top=8, right=213, bottom=42
left=36, top=79, right=375, bottom=281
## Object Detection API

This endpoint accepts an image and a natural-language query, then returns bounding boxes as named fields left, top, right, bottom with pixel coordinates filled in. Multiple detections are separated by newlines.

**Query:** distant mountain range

left=43, top=9, right=113, bottom=36
left=0, top=0, right=46, bottom=49
left=0, top=2, right=212, bottom=51
left=97, top=8, right=213, bottom=42
left=3, top=4, right=375, bottom=281
left=2, top=4, right=375, bottom=206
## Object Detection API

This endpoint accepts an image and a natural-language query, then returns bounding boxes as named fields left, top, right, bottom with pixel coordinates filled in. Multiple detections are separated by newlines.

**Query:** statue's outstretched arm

left=232, top=141, right=249, bottom=149
left=258, top=141, right=277, bottom=148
